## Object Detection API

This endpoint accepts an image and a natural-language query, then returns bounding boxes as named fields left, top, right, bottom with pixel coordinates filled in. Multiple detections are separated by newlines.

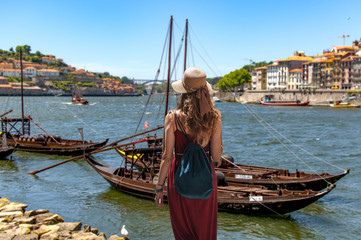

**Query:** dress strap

left=174, top=113, right=190, bottom=143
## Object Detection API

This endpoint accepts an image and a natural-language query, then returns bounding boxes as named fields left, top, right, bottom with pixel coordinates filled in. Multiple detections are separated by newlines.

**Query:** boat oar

left=27, top=126, right=164, bottom=175
left=0, top=109, right=13, bottom=118
left=23, top=114, right=60, bottom=144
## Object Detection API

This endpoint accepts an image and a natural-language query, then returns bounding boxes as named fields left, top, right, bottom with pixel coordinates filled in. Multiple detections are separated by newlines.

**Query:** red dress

left=167, top=129, right=218, bottom=240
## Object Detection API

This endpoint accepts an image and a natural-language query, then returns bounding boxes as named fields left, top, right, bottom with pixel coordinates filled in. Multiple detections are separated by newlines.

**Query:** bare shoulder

left=165, top=110, right=176, bottom=130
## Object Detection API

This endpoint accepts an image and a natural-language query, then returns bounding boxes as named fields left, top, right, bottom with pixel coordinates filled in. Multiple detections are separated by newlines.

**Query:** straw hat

left=172, top=67, right=212, bottom=93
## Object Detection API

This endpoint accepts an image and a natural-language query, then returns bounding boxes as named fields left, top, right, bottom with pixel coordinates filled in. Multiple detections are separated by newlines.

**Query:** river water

left=0, top=95, right=360, bottom=239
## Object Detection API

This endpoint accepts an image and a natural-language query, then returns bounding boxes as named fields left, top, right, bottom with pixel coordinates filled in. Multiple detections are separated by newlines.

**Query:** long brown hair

left=175, top=90, right=220, bottom=147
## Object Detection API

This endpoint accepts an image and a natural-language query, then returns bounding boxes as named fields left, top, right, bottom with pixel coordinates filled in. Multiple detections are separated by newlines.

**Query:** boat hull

left=260, top=101, right=310, bottom=106
left=116, top=147, right=349, bottom=191
left=85, top=155, right=335, bottom=215
left=0, top=146, right=16, bottom=159
left=4, top=137, right=108, bottom=156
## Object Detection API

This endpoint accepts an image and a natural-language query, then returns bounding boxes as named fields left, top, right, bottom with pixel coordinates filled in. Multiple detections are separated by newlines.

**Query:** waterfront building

left=332, top=58, right=342, bottom=89
left=288, top=69, right=302, bottom=90
left=252, top=66, right=267, bottom=90
left=351, top=56, right=361, bottom=89
left=251, top=69, right=257, bottom=90
left=266, top=61, right=280, bottom=90
left=341, top=57, right=353, bottom=89
left=276, top=52, right=313, bottom=90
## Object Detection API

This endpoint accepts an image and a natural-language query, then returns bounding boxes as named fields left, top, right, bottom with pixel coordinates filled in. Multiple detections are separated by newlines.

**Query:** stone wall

left=215, top=90, right=361, bottom=103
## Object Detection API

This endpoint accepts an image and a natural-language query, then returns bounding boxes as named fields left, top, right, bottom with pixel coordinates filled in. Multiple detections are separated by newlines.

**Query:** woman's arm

left=155, top=112, right=175, bottom=207
left=210, top=114, right=223, bottom=167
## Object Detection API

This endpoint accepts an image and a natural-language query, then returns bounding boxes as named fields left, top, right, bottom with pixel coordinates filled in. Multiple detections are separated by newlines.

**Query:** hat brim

left=172, top=80, right=213, bottom=94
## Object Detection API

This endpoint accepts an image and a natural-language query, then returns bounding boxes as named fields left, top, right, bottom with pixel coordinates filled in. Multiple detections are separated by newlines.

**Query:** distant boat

left=72, top=94, right=89, bottom=105
left=330, top=101, right=360, bottom=108
left=260, top=100, right=310, bottom=106
left=260, top=94, right=309, bottom=106
left=212, top=96, right=221, bottom=102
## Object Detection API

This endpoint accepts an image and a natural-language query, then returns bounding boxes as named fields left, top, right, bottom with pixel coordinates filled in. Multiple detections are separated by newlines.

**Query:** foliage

left=121, top=76, right=133, bottom=85
left=15, top=45, right=31, bottom=54
left=217, top=69, right=251, bottom=90
left=242, top=61, right=272, bottom=73
left=207, top=77, right=221, bottom=86
left=135, top=84, right=146, bottom=93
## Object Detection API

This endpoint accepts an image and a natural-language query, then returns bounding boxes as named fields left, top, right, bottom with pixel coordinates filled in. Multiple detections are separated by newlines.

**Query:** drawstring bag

left=174, top=114, right=214, bottom=199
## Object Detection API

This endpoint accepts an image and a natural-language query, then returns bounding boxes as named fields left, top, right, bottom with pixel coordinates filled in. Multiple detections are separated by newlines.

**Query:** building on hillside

left=37, top=69, right=60, bottom=77
left=42, top=56, right=56, bottom=64
left=72, top=69, right=102, bottom=83
left=2, top=69, right=21, bottom=77
left=0, top=63, right=14, bottom=69
left=0, top=76, right=8, bottom=84
left=24, top=67, right=37, bottom=78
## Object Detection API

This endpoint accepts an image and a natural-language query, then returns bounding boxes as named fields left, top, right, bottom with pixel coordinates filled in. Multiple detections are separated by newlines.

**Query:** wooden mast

left=164, top=15, right=173, bottom=117
left=20, top=48, right=25, bottom=135
left=184, top=19, right=188, bottom=72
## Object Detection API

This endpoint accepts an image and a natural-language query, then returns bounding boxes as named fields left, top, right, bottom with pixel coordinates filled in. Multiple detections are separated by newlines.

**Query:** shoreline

left=0, top=197, right=129, bottom=240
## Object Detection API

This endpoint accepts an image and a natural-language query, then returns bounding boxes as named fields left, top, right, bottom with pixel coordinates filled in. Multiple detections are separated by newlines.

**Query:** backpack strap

left=174, top=113, right=190, bottom=143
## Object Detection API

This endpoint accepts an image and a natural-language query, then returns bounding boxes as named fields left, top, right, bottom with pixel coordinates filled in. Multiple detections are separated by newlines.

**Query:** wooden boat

left=0, top=49, right=108, bottom=156
left=115, top=142, right=349, bottom=191
left=85, top=17, right=335, bottom=215
left=260, top=94, right=309, bottom=106
left=72, top=94, right=89, bottom=105
left=85, top=154, right=335, bottom=215
left=0, top=146, right=16, bottom=159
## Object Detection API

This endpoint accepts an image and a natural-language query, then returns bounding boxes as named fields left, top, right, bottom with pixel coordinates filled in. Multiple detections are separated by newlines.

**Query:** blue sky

left=1, top=0, right=360, bottom=79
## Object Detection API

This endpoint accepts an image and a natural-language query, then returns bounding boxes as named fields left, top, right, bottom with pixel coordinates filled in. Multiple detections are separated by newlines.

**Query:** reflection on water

left=0, top=96, right=360, bottom=239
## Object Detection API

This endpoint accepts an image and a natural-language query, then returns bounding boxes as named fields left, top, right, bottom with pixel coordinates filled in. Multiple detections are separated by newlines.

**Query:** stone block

left=56, top=222, right=82, bottom=231
left=72, top=231, right=100, bottom=240
left=13, top=216, right=36, bottom=224
left=0, top=233, right=14, bottom=240
left=0, top=211, right=24, bottom=218
left=43, top=214, right=64, bottom=225
left=13, top=233, right=38, bottom=240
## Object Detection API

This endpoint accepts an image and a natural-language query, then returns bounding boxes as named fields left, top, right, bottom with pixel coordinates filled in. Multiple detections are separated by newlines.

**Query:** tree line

left=216, top=60, right=272, bottom=91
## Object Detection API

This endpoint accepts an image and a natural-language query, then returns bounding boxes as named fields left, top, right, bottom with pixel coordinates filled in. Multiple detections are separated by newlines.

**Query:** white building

left=24, top=67, right=37, bottom=77
left=37, top=69, right=60, bottom=77
left=2, top=69, right=21, bottom=77
left=266, top=61, right=280, bottom=89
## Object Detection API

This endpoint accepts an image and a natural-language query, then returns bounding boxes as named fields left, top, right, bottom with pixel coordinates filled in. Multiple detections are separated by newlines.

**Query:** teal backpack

left=174, top=114, right=214, bottom=199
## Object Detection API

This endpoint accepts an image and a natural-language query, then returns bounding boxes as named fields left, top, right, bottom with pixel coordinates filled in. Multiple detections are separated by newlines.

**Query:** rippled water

left=1, top=96, right=360, bottom=239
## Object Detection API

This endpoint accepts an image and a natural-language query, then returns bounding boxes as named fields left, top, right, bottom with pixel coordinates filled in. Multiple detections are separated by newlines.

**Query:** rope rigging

left=241, top=103, right=346, bottom=179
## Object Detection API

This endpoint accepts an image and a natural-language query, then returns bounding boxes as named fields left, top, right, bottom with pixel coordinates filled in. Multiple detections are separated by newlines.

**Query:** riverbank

left=215, top=89, right=361, bottom=104
left=0, top=197, right=129, bottom=240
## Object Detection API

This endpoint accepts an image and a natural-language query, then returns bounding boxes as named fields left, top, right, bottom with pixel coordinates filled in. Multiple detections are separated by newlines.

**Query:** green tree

left=217, top=68, right=251, bottom=91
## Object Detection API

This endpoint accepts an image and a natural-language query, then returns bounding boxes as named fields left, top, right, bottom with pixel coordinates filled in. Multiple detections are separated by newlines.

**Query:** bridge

left=133, top=79, right=167, bottom=85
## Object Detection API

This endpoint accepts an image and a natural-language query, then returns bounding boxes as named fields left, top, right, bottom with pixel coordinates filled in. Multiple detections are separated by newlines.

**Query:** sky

left=1, top=0, right=360, bottom=80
